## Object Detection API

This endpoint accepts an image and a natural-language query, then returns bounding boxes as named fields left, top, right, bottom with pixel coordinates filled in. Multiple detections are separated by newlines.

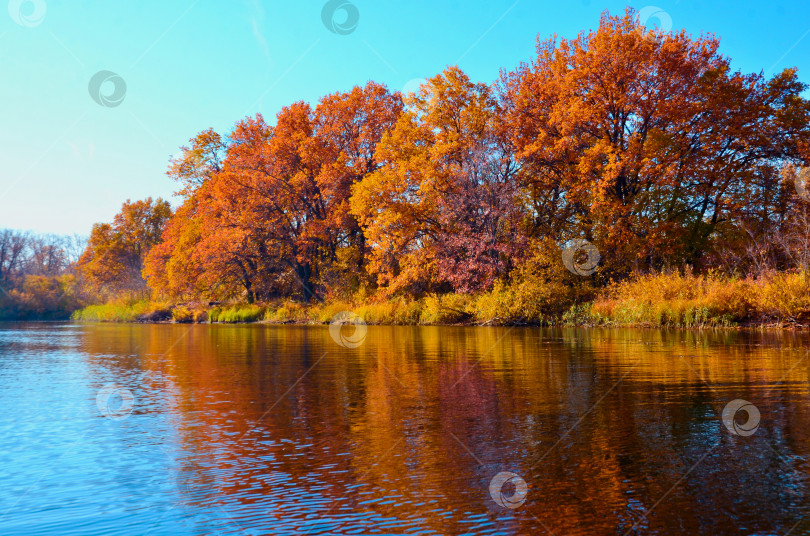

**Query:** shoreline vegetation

left=72, top=271, right=810, bottom=329
left=5, top=9, right=810, bottom=330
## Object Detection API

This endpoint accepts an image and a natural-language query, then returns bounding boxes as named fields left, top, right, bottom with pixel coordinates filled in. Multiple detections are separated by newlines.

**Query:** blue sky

left=0, top=0, right=807, bottom=234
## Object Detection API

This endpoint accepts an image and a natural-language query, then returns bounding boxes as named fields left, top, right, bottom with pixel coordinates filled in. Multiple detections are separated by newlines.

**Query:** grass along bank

left=70, top=271, right=810, bottom=328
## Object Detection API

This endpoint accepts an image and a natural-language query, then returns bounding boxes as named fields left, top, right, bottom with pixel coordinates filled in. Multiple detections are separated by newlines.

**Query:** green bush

left=72, top=300, right=170, bottom=322
left=210, top=304, right=265, bottom=323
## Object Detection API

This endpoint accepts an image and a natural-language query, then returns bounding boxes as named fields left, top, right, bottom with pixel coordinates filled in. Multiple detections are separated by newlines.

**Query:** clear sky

left=1, top=0, right=807, bottom=235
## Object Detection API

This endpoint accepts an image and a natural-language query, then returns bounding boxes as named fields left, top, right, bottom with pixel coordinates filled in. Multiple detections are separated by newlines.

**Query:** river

left=0, top=323, right=808, bottom=535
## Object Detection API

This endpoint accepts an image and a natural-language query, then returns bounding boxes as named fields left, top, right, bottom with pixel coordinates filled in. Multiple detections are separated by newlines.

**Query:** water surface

left=0, top=323, right=808, bottom=535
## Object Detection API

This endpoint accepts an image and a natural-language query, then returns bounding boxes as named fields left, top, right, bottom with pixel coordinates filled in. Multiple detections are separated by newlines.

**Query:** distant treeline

left=21, top=9, right=810, bottom=323
left=0, top=230, right=85, bottom=319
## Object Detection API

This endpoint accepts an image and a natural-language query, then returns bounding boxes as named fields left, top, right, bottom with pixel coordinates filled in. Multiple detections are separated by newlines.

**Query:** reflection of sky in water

left=0, top=323, right=808, bottom=535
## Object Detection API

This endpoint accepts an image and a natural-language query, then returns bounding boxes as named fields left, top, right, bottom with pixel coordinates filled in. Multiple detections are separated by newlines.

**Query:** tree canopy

left=104, top=8, right=810, bottom=304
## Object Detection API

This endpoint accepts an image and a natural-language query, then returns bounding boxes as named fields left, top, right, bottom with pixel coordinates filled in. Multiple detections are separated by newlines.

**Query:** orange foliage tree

left=144, top=130, right=228, bottom=300
left=79, top=197, right=171, bottom=299
left=351, top=67, right=524, bottom=295
left=499, top=8, right=810, bottom=276
left=145, top=82, right=402, bottom=302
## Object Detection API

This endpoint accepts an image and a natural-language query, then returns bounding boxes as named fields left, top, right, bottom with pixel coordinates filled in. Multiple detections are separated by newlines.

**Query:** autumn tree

left=309, top=82, right=404, bottom=295
left=146, top=82, right=402, bottom=302
left=216, top=105, right=323, bottom=301
left=500, top=8, right=810, bottom=276
left=148, top=121, right=301, bottom=303
left=168, top=127, right=227, bottom=199
left=351, top=67, right=523, bottom=295
left=79, top=197, right=171, bottom=299
left=142, top=194, right=208, bottom=299
left=145, top=129, right=230, bottom=300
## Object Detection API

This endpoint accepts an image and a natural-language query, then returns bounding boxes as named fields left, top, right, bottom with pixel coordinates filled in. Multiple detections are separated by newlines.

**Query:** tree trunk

left=295, top=263, right=315, bottom=302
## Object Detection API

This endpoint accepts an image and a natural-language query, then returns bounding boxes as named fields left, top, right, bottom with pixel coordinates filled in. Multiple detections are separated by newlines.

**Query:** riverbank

left=70, top=271, right=810, bottom=328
